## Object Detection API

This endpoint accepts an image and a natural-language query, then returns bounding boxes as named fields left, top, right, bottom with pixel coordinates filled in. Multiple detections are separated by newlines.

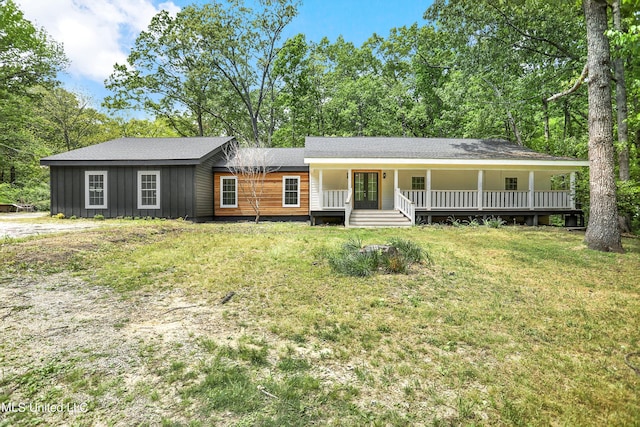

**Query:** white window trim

left=220, top=176, right=238, bottom=208
left=137, top=170, right=161, bottom=209
left=85, top=170, right=108, bottom=209
left=505, top=177, right=518, bottom=191
left=411, top=176, right=426, bottom=190
left=282, top=175, right=301, bottom=208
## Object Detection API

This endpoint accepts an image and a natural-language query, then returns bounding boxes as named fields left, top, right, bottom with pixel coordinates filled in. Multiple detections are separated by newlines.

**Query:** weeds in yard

left=484, top=215, right=506, bottom=228
left=0, top=221, right=639, bottom=425
left=326, top=237, right=427, bottom=276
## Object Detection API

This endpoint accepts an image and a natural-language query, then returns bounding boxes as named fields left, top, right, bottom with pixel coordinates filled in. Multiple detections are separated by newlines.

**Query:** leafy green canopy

left=104, top=0, right=299, bottom=144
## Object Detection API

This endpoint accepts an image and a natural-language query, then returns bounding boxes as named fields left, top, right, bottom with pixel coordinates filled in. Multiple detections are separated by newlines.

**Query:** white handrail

left=344, top=188, right=353, bottom=227
left=395, top=188, right=415, bottom=225
left=323, top=189, right=347, bottom=208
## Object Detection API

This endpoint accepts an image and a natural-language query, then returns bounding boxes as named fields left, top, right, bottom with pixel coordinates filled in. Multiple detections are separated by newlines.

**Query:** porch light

left=383, top=172, right=386, bottom=179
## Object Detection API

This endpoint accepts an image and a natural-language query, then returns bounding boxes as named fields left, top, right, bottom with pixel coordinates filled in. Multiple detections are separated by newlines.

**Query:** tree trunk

left=612, top=0, right=631, bottom=233
left=542, top=98, right=550, bottom=146
left=583, top=0, right=623, bottom=252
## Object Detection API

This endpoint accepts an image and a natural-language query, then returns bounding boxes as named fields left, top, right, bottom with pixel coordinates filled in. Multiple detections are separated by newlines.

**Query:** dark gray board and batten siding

left=49, top=166, right=197, bottom=219
left=193, top=154, right=219, bottom=219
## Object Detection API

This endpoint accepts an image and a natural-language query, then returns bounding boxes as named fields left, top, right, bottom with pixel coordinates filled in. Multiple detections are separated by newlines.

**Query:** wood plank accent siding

left=49, top=166, right=196, bottom=219
left=214, top=171, right=309, bottom=217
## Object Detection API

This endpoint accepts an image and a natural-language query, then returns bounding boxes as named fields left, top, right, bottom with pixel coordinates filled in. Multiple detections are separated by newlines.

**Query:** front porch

left=310, top=168, right=581, bottom=227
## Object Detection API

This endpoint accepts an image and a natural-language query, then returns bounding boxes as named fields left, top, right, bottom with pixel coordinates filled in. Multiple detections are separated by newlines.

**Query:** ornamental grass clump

left=327, top=237, right=427, bottom=277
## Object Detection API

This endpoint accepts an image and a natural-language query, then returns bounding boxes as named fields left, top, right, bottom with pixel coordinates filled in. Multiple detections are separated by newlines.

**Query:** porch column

left=393, top=170, right=398, bottom=210
left=570, top=172, right=576, bottom=209
left=319, top=169, right=323, bottom=208
left=529, top=171, right=535, bottom=210
left=426, top=169, right=431, bottom=210
left=347, top=169, right=352, bottom=191
left=477, top=170, right=484, bottom=210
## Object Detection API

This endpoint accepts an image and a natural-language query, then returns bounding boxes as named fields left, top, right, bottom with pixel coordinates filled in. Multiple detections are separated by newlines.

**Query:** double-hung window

left=411, top=176, right=425, bottom=190
left=283, top=176, right=300, bottom=207
left=505, top=177, right=518, bottom=191
left=138, top=171, right=161, bottom=209
left=85, top=171, right=107, bottom=209
left=220, top=176, right=237, bottom=208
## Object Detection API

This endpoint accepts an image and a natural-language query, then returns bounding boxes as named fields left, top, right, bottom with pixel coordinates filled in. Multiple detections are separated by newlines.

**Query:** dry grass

left=0, top=220, right=638, bottom=425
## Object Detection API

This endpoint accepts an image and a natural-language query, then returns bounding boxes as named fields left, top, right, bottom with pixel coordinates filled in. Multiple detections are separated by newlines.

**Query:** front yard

left=0, top=219, right=638, bottom=425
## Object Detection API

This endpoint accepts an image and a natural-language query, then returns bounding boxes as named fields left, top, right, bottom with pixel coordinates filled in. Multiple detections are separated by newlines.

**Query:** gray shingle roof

left=40, top=137, right=235, bottom=165
left=304, top=137, right=582, bottom=161
left=214, top=148, right=307, bottom=169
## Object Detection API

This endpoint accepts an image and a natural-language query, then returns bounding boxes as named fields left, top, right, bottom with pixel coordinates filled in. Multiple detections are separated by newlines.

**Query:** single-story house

left=40, top=136, right=589, bottom=226
left=40, top=137, right=234, bottom=221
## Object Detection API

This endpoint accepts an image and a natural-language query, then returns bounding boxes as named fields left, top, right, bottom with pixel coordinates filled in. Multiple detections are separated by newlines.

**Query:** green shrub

left=69, top=215, right=78, bottom=220
left=382, top=253, right=408, bottom=274
left=447, top=216, right=462, bottom=227
left=327, top=237, right=427, bottom=277
left=387, top=237, right=425, bottom=264
left=328, top=249, right=379, bottom=277
left=93, top=214, right=105, bottom=221
left=484, top=216, right=506, bottom=228
left=54, top=213, right=65, bottom=219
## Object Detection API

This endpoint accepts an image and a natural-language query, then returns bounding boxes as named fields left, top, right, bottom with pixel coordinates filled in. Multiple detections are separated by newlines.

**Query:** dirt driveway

left=0, top=213, right=105, bottom=238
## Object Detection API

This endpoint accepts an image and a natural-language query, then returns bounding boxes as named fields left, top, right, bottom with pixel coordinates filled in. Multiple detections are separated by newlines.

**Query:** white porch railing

left=344, top=188, right=353, bottom=227
left=402, top=190, right=572, bottom=210
left=323, top=190, right=347, bottom=208
left=401, top=190, right=428, bottom=208
left=534, top=191, right=572, bottom=208
left=395, top=188, right=415, bottom=225
left=483, top=191, right=529, bottom=208
left=432, top=190, right=478, bottom=209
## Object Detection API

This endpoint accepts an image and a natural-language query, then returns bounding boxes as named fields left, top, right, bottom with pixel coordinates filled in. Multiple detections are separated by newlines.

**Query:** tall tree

left=0, top=0, right=66, bottom=186
left=35, top=88, right=103, bottom=152
left=105, top=0, right=298, bottom=145
left=583, top=0, right=623, bottom=252
left=611, top=0, right=632, bottom=232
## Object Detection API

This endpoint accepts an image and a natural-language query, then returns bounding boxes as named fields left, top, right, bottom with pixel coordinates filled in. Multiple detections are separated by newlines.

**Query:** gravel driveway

left=0, top=213, right=104, bottom=238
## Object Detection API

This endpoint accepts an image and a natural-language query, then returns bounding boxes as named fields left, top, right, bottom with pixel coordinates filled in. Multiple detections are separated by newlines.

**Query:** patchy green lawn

left=0, top=219, right=638, bottom=426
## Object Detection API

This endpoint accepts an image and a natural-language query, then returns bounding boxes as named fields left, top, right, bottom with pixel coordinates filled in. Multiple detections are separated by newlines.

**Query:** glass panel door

left=353, top=172, right=378, bottom=209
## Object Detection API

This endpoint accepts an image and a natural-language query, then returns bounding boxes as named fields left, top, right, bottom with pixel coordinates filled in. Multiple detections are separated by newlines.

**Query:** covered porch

left=310, top=167, right=579, bottom=226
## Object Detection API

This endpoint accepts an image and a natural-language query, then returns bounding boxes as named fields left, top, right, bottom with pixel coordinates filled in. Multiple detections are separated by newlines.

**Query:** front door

left=354, top=172, right=379, bottom=209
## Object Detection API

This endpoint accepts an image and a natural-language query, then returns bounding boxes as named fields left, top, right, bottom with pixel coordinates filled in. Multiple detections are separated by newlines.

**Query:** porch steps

left=349, top=210, right=412, bottom=228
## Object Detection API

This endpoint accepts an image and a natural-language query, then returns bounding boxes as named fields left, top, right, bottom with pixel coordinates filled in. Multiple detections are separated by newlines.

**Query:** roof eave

left=40, top=159, right=202, bottom=167
left=303, top=158, right=589, bottom=167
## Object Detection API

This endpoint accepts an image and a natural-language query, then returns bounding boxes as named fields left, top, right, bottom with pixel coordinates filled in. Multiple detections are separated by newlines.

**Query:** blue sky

left=15, top=0, right=433, bottom=111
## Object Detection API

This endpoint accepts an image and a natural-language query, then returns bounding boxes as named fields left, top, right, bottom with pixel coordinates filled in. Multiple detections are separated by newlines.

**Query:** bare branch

left=546, top=63, right=588, bottom=103
left=225, top=141, right=280, bottom=223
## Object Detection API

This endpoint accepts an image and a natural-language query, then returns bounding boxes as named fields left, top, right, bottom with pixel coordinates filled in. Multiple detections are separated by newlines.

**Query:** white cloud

left=15, top=0, right=181, bottom=82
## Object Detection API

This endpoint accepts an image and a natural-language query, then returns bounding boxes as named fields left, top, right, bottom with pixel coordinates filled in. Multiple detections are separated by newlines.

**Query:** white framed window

left=283, top=176, right=300, bottom=207
left=505, top=177, right=518, bottom=191
left=411, top=176, right=425, bottom=190
left=138, top=170, right=161, bottom=209
left=220, top=176, right=237, bottom=208
left=85, top=171, right=107, bottom=209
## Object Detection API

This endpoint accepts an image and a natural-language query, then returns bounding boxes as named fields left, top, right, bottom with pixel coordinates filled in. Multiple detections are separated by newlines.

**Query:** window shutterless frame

left=138, top=170, right=161, bottom=209
left=220, top=176, right=238, bottom=208
left=85, top=171, right=108, bottom=209
left=411, top=176, right=426, bottom=190
left=282, top=176, right=300, bottom=207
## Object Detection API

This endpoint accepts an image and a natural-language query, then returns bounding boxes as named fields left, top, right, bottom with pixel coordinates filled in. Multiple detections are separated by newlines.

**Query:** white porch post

left=529, top=171, right=535, bottom=210
left=318, top=169, right=323, bottom=208
left=426, top=169, right=431, bottom=210
left=347, top=169, right=352, bottom=190
left=477, top=170, right=484, bottom=210
left=393, top=169, right=398, bottom=211
left=570, top=171, right=576, bottom=209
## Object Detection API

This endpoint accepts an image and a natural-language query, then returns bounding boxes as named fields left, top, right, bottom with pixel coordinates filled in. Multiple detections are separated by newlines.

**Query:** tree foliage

left=3, top=0, right=639, bottom=237
left=105, top=0, right=299, bottom=144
